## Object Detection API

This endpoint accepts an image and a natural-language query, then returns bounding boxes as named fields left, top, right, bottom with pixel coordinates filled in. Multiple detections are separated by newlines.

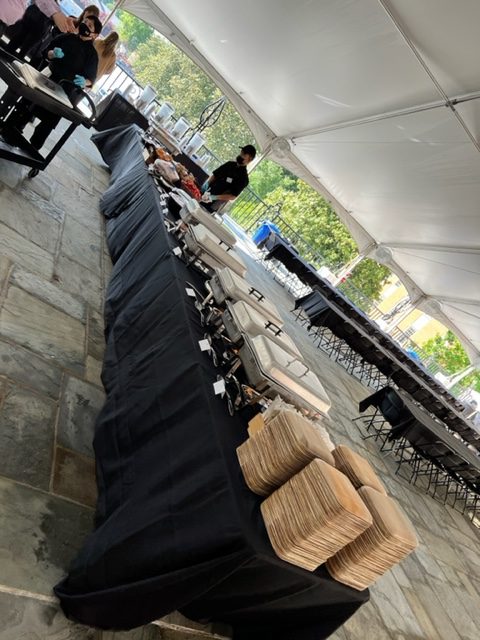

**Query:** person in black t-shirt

left=46, top=19, right=100, bottom=86
left=201, top=144, right=256, bottom=212
left=5, top=14, right=102, bottom=150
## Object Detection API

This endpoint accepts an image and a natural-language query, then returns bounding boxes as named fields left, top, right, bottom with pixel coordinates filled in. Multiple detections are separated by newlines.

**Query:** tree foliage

left=261, top=181, right=390, bottom=300
left=118, top=11, right=154, bottom=51
left=130, top=30, right=389, bottom=299
left=422, top=331, right=480, bottom=391
left=348, top=259, right=391, bottom=302
left=249, top=160, right=296, bottom=199
left=132, top=36, right=254, bottom=162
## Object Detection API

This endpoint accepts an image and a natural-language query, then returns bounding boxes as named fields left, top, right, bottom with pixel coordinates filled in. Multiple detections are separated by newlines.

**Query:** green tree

left=348, top=259, right=391, bottom=303
left=118, top=11, right=153, bottom=51
left=132, top=36, right=254, bottom=161
left=422, top=331, right=480, bottom=391
left=249, top=160, right=297, bottom=200
left=259, top=181, right=390, bottom=301
left=131, top=29, right=389, bottom=300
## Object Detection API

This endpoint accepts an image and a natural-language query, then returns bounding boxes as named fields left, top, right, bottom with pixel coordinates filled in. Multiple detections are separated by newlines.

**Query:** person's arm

left=201, top=175, right=214, bottom=192
left=35, top=0, right=76, bottom=32
left=210, top=193, right=236, bottom=202
left=35, top=0, right=60, bottom=16
left=202, top=161, right=231, bottom=192
left=45, top=33, right=66, bottom=60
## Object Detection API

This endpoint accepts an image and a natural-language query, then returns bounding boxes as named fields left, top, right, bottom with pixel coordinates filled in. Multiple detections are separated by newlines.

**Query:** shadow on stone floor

left=0, top=123, right=479, bottom=639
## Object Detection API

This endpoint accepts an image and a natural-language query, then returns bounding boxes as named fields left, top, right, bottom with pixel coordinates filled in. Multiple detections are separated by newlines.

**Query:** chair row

left=356, top=397, right=480, bottom=524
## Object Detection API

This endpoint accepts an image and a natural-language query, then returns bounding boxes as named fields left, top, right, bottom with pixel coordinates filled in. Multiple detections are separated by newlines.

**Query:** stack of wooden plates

left=237, top=410, right=335, bottom=495
left=332, top=445, right=387, bottom=495
left=326, top=486, right=418, bottom=590
left=260, top=459, right=373, bottom=571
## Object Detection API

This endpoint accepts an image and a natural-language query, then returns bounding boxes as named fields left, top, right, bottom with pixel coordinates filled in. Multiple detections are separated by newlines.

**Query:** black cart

left=0, top=49, right=95, bottom=178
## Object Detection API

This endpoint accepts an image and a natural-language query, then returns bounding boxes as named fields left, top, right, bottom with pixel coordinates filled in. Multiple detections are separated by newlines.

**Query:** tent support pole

left=103, top=0, right=127, bottom=28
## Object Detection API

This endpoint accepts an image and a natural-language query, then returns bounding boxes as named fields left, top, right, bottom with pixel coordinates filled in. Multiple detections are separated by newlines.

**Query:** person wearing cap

left=200, top=144, right=256, bottom=212
left=3, top=14, right=102, bottom=150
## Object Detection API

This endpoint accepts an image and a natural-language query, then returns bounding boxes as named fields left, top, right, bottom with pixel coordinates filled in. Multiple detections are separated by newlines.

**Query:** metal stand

left=0, top=51, right=95, bottom=176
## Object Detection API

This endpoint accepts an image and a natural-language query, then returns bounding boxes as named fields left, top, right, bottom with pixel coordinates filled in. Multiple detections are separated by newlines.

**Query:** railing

left=93, top=63, right=221, bottom=174
left=227, top=188, right=451, bottom=378
left=227, top=187, right=274, bottom=232
left=389, top=327, right=443, bottom=376
left=337, top=280, right=383, bottom=315
left=229, top=190, right=333, bottom=270
left=94, top=62, right=455, bottom=386
left=228, top=191, right=387, bottom=314
left=94, top=64, right=137, bottom=99
left=267, top=213, right=336, bottom=271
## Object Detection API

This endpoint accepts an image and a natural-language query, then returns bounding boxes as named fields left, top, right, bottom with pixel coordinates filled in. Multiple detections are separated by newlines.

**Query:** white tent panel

left=442, top=301, right=480, bottom=337
left=291, top=108, right=480, bottom=248
left=456, top=101, right=480, bottom=144
left=387, top=0, right=480, bottom=96
left=122, top=0, right=480, bottom=358
left=126, top=0, right=443, bottom=136
left=390, top=247, right=480, bottom=302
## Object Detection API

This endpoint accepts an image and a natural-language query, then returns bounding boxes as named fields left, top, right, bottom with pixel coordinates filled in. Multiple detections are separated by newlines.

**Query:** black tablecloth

left=295, top=291, right=397, bottom=378
left=94, top=90, right=149, bottom=132
left=360, top=388, right=480, bottom=487
left=54, top=124, right=368, bottom=639
left=267, top=233, right=458, bottom=397
left=295, top=291, right=329, bottom=321
left=293, top=286, right=477, bottom=445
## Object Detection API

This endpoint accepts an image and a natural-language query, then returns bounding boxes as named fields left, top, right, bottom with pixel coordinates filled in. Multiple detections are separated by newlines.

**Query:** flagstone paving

left=0, top=123, right=479, bottom=640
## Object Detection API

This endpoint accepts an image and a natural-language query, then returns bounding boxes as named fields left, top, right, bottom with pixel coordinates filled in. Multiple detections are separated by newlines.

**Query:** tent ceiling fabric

left=122, top=0, right=480, bottom=359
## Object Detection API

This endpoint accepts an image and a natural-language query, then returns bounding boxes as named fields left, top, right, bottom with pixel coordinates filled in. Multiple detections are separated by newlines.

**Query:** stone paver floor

left=0, top=123, right=479, bottom=639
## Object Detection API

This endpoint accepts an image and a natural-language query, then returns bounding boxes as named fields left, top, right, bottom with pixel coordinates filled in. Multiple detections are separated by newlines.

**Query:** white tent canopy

left=121, top=0, right=480, bottom=360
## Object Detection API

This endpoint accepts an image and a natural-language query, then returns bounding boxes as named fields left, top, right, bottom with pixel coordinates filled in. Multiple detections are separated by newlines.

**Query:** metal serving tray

left=180, top=201, right=237, bottom=249
left=209, top=267, right=283, bottom=327
left=238, top=334, right=331, bottom=416
left=184, top=225, right=246, bottom=277
left=223, top=300, right=302, bottom=359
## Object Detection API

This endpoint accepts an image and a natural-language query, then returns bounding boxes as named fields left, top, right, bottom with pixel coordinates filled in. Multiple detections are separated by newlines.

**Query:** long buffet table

left=264, top=234, right=479, bottom=446
left=54, top=125, right=368, bottom=639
